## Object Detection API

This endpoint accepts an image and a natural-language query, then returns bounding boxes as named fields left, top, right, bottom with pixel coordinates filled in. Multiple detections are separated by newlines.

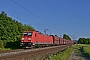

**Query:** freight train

left=20, top=30, right=74, bottom=48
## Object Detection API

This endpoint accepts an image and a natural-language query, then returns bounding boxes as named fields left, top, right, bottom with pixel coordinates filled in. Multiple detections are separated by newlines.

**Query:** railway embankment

left=46, top=44, right=75, bottom=60
left=0, top=45, right=68, bottom=60
left=47, top=44, right=90, bottom=60
left=1, top=44, right=89, bottom=60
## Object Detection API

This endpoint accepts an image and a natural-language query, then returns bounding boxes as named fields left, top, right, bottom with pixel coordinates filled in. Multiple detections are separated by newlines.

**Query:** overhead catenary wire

left=26, top=0, right=55, bottom=24
left=46, top=0, right=64, bottom=31
left=1, top=1, right=29, bottom=23
left=0, top=0, right=50, bottom=34
left=49, top=0, right=60, bottom=19
left=2, top=1, right=43, bottom=30
left=44, top=0, right=62, bottom=23
left=10, top=0, right=59, bottom=31
left=44, top=0, right=57, bottom=18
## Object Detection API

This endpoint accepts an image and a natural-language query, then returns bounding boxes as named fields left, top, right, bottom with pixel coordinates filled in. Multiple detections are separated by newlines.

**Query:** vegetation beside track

left=46, top=45, right=77, bottom=60
left=0, top=11, right=35, bottom=50
left=46, top=44, right=88, bottom=60
left=82, top=45, right=90, bottom=58
left=0, top=48, right=11, bottom=51
left=46, top=44, right=90, bottom=60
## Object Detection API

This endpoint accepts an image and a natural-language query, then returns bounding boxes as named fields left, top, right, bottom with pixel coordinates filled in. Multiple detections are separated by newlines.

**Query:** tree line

left=63, top=34, right=71, bottom=40
left=78, top=38, right=90, bottom=44
left=0, top=11, right=35, bottom=49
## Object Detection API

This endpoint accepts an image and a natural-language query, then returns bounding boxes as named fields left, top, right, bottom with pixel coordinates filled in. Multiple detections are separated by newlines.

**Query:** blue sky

left=0, top=0, right=90, bottom=40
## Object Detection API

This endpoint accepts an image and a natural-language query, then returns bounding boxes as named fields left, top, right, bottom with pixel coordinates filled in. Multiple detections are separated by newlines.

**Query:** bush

left=0, top=40, right=4, bottom=48
left=82, top=45, right=90, bottom=58
left=5, top=40, right=20, bottom=49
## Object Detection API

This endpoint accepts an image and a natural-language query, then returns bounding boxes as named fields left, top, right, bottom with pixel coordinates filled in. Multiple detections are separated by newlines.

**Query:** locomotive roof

left=23, top=30, right=37, bottom=32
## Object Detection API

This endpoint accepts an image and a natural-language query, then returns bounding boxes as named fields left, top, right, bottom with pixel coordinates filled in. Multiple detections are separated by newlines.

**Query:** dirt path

left=68, top=47, right=90, bottom=60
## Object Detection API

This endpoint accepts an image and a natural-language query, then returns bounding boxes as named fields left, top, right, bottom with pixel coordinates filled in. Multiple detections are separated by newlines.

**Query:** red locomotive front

left=20, top=31, right=33, bottom=47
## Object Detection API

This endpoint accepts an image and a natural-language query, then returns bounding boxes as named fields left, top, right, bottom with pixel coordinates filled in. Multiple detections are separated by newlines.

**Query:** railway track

left=0, top=45, right=69, bottom=60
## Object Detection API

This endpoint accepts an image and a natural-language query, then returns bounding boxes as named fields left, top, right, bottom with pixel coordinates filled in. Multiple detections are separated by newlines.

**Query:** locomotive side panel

left=34, top=33, right=53, bottom=45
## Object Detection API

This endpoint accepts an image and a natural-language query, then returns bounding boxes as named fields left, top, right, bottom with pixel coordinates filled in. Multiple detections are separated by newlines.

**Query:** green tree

left=63, top=34, right=71, bottom=40
left=0, top=11, right=35, bottom=49
left=78, top=38, right=90, bottom=44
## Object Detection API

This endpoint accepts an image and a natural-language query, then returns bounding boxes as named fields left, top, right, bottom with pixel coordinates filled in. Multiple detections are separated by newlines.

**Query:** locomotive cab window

left=23, top=32, right=28, bottom=36
left=28, top=32, right=32, bottom=36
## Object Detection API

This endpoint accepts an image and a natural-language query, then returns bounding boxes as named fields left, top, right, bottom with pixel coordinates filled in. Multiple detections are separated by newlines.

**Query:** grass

left=46, top=44, right=79, bottom=60
left=82, top=45, right=90, bottom=58
left=74, top=49, right=81, bottom=56
left=0, top=48, right=11, bottom=50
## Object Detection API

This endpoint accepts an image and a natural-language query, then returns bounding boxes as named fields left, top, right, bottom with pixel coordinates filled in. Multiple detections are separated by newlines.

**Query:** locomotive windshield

left=23, top=32, right=32, bottom=36
left=28, top=32, right=32, bottom=36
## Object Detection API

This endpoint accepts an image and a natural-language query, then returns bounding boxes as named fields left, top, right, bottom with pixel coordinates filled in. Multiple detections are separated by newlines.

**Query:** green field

left=82, top=45, right=90, bottom=58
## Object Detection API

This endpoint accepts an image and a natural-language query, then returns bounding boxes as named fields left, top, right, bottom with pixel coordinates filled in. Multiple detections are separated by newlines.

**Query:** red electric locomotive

left=20, top=30, right=53, bottom=48
left=20, top=30, right=74, bottom=48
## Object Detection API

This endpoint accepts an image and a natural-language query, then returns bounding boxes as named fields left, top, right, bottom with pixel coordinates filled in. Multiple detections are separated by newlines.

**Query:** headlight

left=22, top=38, right=24, bottom=40
left=28, top=38, right=31, bottom=40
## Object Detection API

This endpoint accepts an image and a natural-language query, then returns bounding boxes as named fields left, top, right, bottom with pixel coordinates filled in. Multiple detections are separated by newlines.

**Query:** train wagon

left=50, top=35, right=60, bottom=45
left=59, top=38, right=64, bottom=45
